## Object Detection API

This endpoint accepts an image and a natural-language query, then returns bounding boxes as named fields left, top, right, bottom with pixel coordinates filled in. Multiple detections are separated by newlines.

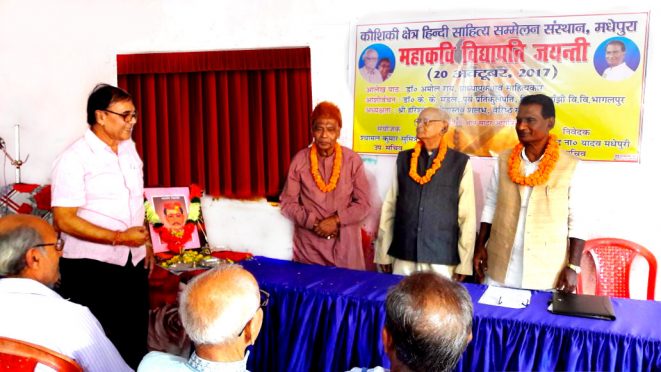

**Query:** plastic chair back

left=577, top=238, right=657, bottom=300
left=0, top=336, right=83, bottom=372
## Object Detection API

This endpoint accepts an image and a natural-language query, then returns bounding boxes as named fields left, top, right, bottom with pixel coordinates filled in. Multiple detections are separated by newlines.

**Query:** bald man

left=376, top=107, right=476, bottom=279
left=138, top=264, right=265, bottom=371
left=0, top=215, right=130, bottom=371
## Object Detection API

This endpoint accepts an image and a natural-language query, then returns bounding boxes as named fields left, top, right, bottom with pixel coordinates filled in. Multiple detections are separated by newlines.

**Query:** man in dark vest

left=375, top=107, right=476, bottom=280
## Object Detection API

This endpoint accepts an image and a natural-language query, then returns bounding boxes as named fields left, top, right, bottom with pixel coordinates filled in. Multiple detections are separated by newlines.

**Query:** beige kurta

left=487, top=149, right=578, bottom=289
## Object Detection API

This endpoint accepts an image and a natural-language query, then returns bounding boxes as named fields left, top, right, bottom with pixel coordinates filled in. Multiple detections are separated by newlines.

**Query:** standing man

left=602, top=40, right=635, bottom=81
left=51, top=83, right=154, bottom=368
left=359, top=49, right=384, bottom=84
left=473, top=94, right=587, bottom=291
left=375, top=107, right=476, bottom=279
left=280, top=101, right=372, bottom=270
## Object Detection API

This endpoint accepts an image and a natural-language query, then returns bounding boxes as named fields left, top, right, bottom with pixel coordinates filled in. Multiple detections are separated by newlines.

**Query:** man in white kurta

left=474, top=94, right=588, bottom=291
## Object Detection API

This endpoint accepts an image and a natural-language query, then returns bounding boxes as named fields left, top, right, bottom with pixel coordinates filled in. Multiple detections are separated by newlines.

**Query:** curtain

left=117, top=48, right=312, bottom=198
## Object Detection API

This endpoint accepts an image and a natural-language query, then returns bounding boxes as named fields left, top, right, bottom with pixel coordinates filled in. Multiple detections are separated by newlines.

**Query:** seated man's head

left=383, top=272, right=473, bottom=372
left=179, top=264, right=265, bottom=361
left=163, top=202, right=186, bottom=230
left=0, top=215, right=63, bottom=288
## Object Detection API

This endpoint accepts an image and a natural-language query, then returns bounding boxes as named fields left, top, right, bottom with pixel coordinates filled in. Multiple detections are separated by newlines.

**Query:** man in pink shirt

left=51, top=83, right=154, bottom=368
left=280, top=101, right=372, bottom=270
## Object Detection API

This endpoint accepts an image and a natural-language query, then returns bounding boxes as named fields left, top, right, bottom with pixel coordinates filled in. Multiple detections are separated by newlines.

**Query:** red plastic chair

left=0, top=336, right=82, bottom=372
left=577, top=238, right=657, bottom=300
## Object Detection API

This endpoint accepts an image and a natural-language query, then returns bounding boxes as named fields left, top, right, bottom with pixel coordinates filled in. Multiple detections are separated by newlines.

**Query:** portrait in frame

left=144, top=187, right=201, bottom=253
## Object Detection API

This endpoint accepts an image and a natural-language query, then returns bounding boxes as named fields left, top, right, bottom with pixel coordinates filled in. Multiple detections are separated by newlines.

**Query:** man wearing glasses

left=50, top=83, right=153, bottom=368
left=375, top=107, right=476, bottom=280
left=0, top=214, right=131, bottom=371
left=138, top=264, right=266, bottom=371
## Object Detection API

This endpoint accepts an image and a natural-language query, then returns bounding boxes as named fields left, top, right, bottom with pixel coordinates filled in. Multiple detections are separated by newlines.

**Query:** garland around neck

left=408, top=139, right=448, bottom=185
left=507, top=134, right=560, bottom=186
left=310, top=143, right=342, bottom=192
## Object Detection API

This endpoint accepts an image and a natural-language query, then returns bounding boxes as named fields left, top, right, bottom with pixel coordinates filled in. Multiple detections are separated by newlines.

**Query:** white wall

left=1, top=0, right=659, bottom=297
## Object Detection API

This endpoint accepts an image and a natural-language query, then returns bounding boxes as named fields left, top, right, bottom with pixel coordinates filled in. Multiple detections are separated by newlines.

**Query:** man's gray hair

left=179, top=264, right=260, bottom=345
left=363, top=48, right=378, bottom=60
left=0, top=226, right=42, bottom=276
left=385, top=271, right=473, bottom=372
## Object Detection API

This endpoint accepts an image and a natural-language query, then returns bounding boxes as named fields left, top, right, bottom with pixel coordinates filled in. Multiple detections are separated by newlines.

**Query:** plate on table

left=157, top=248, right=220, bottom=273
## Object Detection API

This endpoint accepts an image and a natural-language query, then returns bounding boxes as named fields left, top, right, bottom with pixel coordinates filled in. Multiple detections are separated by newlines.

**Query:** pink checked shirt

left=51, top=129, right=145, bottom=266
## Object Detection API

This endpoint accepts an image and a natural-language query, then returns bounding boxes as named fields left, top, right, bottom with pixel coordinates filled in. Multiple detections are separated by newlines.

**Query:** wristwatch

left=567, top=263, right=582, bottom=274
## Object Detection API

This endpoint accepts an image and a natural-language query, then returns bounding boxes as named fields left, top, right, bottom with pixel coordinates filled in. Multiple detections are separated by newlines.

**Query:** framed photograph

left=144, top=187, right=201, bottom=253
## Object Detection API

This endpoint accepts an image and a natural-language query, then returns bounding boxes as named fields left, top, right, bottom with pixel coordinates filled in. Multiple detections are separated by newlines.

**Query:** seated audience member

left=280, top=101, right=372, bottom=270
left=138, top=264, right=265, bottom=371
left=351, top=271, right=473, bottom=372
left=0, top=215, right=131, bottom=371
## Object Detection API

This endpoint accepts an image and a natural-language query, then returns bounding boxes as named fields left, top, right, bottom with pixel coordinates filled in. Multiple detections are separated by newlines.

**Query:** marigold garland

left=144, top=184, right=203, bottom=253
left=409, top=139, right=448, bottom=185
left=310, top=143, right=342, bottom=192
left=507, top=134, right=560, bottom=186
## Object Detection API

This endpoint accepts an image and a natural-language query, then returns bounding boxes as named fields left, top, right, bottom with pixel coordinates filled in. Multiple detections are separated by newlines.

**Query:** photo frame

left=144, top=187, right=201, bottom=253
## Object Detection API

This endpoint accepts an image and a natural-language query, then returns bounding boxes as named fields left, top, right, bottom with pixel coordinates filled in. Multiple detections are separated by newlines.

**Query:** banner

left=353, top=13, right=648, bottom=161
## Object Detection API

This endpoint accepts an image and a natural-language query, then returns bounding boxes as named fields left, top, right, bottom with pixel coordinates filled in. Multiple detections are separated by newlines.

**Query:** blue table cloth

left=241, top=256, right=661, bottom=372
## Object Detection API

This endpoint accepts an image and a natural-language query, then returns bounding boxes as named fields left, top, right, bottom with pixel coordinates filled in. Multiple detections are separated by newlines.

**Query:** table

left=239, top=256, right=661, bottom=372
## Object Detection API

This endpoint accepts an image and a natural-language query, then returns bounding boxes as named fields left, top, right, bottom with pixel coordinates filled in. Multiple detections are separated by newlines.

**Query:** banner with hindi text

left=352, top=12, right=648, bottom=161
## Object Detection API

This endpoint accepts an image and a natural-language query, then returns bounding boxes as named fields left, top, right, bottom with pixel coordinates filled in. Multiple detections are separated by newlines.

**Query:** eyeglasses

left=237, top=289, right=270, bottom=337
left=101, top=109, right=138, bottom=123
left=258, top=289, right=270, bottom=308
left=33, top=238, right=64, bottom=252
left=414, top=118, right=445, bottom=127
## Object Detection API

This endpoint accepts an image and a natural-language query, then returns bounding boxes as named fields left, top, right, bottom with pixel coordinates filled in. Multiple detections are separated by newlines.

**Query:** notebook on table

left=549, top=292, right=616, bottom=321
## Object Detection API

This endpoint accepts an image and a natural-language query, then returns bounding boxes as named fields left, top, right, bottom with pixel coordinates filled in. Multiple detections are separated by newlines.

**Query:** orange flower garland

left=409, top=139, right=448, bottom=185
left=310, top=143, right=342, bottom=192
left=508, top=134, right=560, bottom=186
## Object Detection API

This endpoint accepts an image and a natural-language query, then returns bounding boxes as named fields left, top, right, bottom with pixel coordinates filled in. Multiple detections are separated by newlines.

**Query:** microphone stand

left=0, top=133, right=29, bottom=184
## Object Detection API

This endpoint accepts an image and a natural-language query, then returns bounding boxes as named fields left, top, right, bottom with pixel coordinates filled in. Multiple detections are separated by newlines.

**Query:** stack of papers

left=478, top=286, right=532, bottom=309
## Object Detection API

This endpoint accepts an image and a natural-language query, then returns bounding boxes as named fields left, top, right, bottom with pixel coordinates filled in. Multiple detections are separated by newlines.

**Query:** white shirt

left=481, top=150, right=588, bottom=287
left=0, top=278, right=132, bottom=372
left=602, top=63, right=635, bottom=81
left=51, top=129, right=145, bottom=266
left=138, top=350, right=250, bottom=372
left=359, top=66, right=384, bottom=84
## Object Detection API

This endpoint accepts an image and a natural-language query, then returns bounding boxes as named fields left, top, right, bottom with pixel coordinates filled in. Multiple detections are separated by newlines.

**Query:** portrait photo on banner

left=144, top=187, right=202, bottom=253
left=593, top=36, right=641, bottom=81
left=358, top=43, right=397, bottom=83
